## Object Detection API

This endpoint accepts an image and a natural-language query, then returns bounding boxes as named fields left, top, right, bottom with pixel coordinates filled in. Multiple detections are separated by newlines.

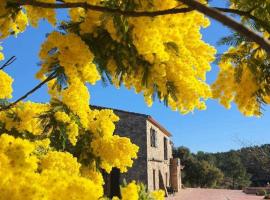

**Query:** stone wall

left=100, top=107, right=178, bottom=193
left=146, top=120, right=173, bottom=191
left=170, top=158, right=182, bottom=192
left=114, top=110, right=148, bottom=185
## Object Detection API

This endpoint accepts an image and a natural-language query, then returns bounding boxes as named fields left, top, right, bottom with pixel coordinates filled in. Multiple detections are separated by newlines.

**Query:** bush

left=256, top=190, right=266, bottom=196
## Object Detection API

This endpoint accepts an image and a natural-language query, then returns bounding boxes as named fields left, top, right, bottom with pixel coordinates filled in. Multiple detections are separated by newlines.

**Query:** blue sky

left=2, top=2, right=270, bottom=153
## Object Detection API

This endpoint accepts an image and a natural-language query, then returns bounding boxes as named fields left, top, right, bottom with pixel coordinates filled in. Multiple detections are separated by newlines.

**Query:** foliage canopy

left=174, top=145, right=270, bottom=189
left=0, top=0, right=270, bottom=199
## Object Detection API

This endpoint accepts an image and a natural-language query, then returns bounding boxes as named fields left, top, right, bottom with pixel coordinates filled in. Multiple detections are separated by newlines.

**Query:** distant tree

left=173, top=146, right=192, bottom=165
left=182, top=158, right=224, bottom=188
left=180, top=157, right=198, bottom=187
left=173, top=147, right=224, bottom=188
left=196, top=151, right=216, bottom=166
left=239, top=145, right=270, bottom=186
left=173, top=144, right=270, bottom=189
left=200, top=161, right=224, bottom=188
left=215, top=151, right=251, bottom=189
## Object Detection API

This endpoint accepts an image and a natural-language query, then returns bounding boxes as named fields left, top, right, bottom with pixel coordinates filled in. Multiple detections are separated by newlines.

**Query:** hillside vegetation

left=173, top=145, right=270, bottom=189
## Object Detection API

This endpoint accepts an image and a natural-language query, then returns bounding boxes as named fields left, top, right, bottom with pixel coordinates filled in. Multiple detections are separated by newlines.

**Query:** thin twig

left=0, top=56, right=16, bottom=70
left=0, top=72, right=57, bottom=111
left=214, top=7, right=270, bottom=33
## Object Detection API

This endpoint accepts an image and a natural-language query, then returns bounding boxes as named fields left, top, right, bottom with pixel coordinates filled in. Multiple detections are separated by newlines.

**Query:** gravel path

left=166, top=188, right=263, bottom=200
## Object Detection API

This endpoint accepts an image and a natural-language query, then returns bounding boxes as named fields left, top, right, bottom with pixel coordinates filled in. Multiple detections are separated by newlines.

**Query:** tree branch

left=0, top=72, right=57, bottom=111
left=12, top=0, right=193, bottom=17
left=179, top=0, right=270, bottom=53
left=0, top=56, right=16, bottom=70
left=214, top=7, right=256, bottom=17
left=10, top=0, right=270, bottom=52
left=214, top=7, right=270, bottom=33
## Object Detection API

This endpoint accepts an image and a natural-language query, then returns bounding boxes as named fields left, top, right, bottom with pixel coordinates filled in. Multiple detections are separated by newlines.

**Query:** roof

left=146, top=116, right=172, bottom=137
left=91, top=105, right=148, bottom=117
left=90, top=105, right=172, bottom=137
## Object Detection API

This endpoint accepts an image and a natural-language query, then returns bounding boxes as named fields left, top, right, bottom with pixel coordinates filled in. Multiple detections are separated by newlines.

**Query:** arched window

left=150, top=128, right=157, bottom=147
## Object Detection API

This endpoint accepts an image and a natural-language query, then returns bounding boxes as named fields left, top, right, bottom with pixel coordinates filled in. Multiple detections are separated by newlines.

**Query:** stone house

left=92, top=106, right=182, bottom=197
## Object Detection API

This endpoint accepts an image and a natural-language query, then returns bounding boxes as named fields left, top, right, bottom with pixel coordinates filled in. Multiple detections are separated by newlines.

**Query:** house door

left=110, top=168, right=120, bottom=198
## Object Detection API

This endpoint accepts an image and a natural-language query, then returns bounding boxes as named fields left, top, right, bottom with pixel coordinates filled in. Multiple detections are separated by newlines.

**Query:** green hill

left=173, top=145, right=270, bottom=189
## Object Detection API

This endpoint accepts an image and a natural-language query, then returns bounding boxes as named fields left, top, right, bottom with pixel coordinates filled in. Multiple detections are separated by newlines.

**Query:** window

left=150, top=128, right=157, bottom=147
left=164, top=137, right=168, bottom=160
left=153, top=169, right=156, bottom=190
left=165, top=172, right=168, bottom=187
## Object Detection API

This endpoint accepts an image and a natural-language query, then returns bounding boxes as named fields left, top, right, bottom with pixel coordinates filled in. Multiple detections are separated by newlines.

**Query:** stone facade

left=113, top=110, right=148, bottom=185
left=93, top=106, right=182, bottom=196
left=146, top=119, right=172, bottom=191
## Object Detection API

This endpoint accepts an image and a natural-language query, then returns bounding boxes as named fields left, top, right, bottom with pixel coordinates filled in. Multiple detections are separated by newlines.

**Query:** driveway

left=166, top=188, right=263, bottom=200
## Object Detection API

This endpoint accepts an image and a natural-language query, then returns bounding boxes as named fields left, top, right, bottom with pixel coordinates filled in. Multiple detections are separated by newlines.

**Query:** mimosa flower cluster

left=25, top=0, right=57, bottom=27
left=0, top=0, right=28, bottom=39
left=0, top=70, right=13, bottom=99
left=212, top=57, right=260, bottom=116
left=67, top=0, right=216, bottom=114
left=39, top=32, right=100, bottom=85
left=91, top=135, right=139, bottom=173
left=0, top=100, right=139, bottom=199
left=0, top=46, right=13, bottom=99
left=212, top=42, right=270, bottom=116
left=0, top=102, right=50, bottom=135
left=38, top=31, right=100, bottom=128
left=54, top=111, right=79, bottom=145
left=88, top=109, right=139, bottom=173
left=126, top=11, right=216, bottom=113
left=112, top=181, right=165, bottom=200
left=36, top=26, right=139, bottom=176
left=0, top=134, right=103, bottom=200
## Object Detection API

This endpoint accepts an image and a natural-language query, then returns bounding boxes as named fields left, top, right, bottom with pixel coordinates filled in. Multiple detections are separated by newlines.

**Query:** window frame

left=150, top=128, right=157, bottom=148
left=164, top=137, right=168, bottom=160
left=153, top=169, right=156, bottom=190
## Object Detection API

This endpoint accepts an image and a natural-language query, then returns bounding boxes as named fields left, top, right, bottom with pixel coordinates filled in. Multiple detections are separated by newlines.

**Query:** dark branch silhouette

left=0, top=72, right=57, bottom=112
left=11, top=0, right=193, bottom=16
left=214, top=7, right=270, bottom=33
left=179, top=0, right=270, bottom=53
left=0, top=56, right=16, bottom=70
left=10, top=0, right=270, bottom=53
